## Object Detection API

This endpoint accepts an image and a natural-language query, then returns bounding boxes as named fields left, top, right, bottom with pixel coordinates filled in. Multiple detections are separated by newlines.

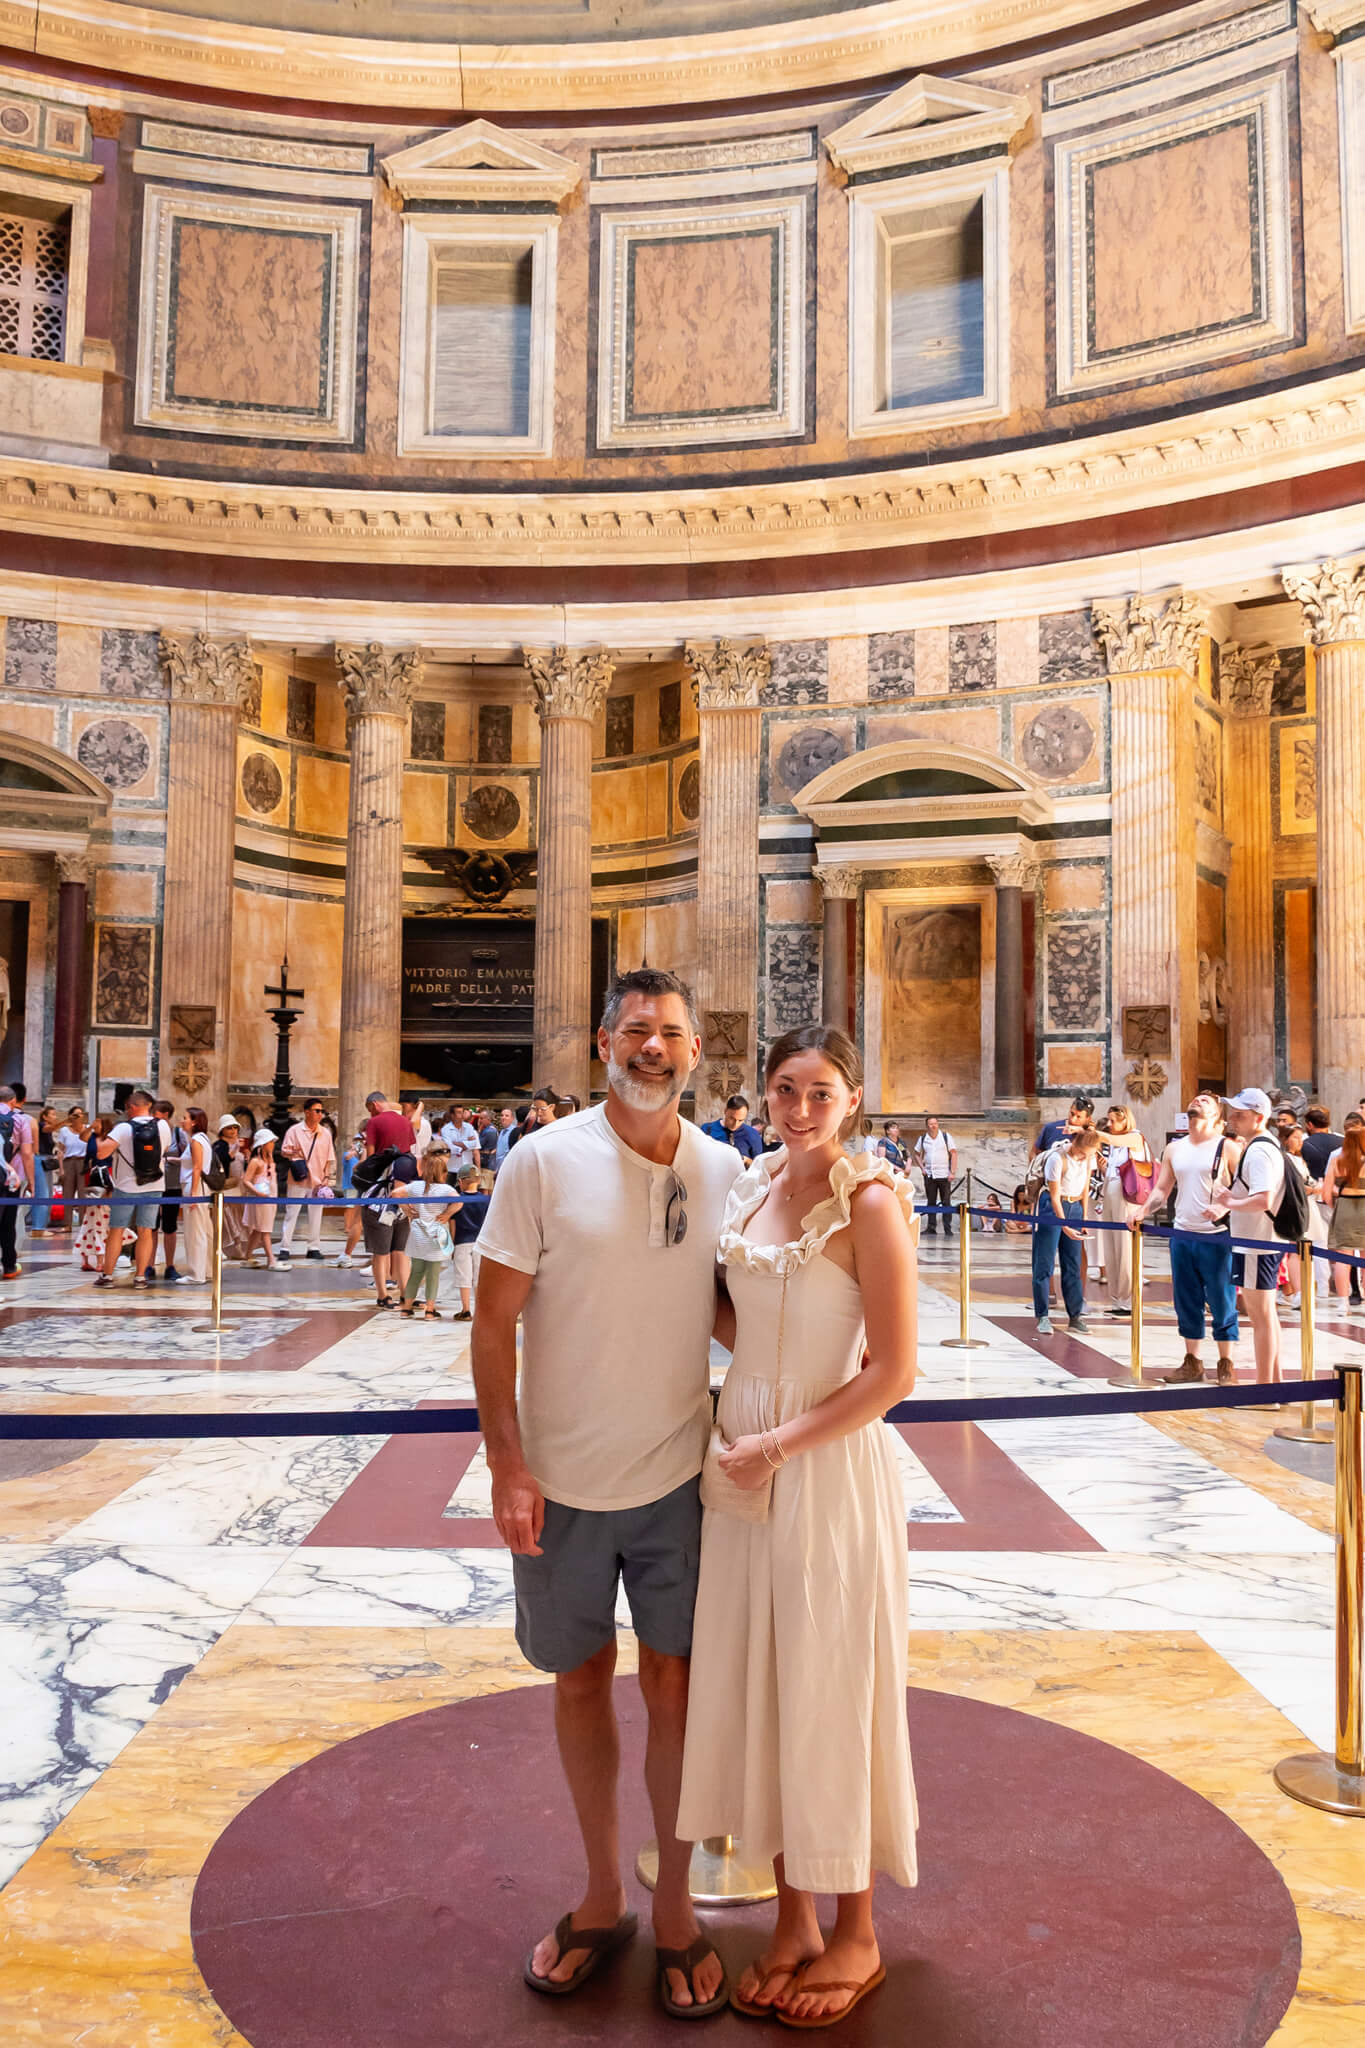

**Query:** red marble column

left=52, top=854, right=89, bottom=1088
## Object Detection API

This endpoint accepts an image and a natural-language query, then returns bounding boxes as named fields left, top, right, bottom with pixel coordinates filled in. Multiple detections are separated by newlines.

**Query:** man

left=1032, top=1126, right=1100, bottom=1336
left=1144, top=1094, right=1238, bottom=1384
left=1274, top=1106, right=1299, bottom=1145
left=0, top=1082, right=34, bottom=1280
left=362, top=1090, right=416, bottom=1172
left=1032, top=1095, right=1095, bottom=1158
left=492, top=1104, right=517, bottom=1172
left=474, top=967, right=744, bottom=2014
left=154, top=1098, right=187, bottom=1282
left=278, top=1098, right=337, bottom=1262
left=441, top=1104, right=479, bottom=1175
left=94, top=1088, right=171, bottom=1290
left=399, top=1091, right=432, bottom=1161
left=914, top=1115, right=957, bottom=1236
left=1215, top=1087, right=1297, bottom=1390
left=353, top=1091, right=416, bottom=1304
left=701, top=1093, right=762, bottom=1161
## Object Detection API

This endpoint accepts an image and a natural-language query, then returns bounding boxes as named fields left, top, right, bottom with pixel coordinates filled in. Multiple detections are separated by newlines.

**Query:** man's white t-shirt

left=478, top=1102, right=745, bottom=1512
left=442, top=1118, right=478, bottom=1171
left=1166, top=1134, right=1228, bottom=1235
left=916, top=1131, right=954, bottom=1177
left=107, top=1118, right=172, bottom=1196
left=1230, top=1133, right=1290, bottom=1243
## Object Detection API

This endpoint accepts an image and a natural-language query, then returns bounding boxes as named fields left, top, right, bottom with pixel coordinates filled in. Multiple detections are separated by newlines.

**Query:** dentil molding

left=2, top=373, right=1363, bottom=572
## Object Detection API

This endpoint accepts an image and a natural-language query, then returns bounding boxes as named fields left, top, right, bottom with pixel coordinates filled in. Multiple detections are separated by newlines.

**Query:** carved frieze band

left=1219, top=643, right=1278, bottom=717
left=336, top=641, right=425, bottom=720
left=158, top=631, right=254, bottom=708
left=684, top=639, right=770, bottom=711
left=2, top=372, right=1363, bottom=569
left=1281, top=558, right=1365, bottom=645
left=526, top=646, right=613, bottom=723
left=1092, top=592, right=1209, bottom=676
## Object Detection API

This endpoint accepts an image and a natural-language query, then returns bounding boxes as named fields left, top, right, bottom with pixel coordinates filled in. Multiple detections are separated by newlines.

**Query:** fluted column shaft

left=336, top=644, right=423, bottom=1143
left=820, top=878, right=855, bottom=1034
left=52, top=856, right=89, bottom=1089
left=158, top=634, right=253, bottom=1115
left=1221, top=647, right=1276, bottom=1089
left=1314, top=639, right=1365, bottom=1112
left=528, top=648, right=611, bottom=1101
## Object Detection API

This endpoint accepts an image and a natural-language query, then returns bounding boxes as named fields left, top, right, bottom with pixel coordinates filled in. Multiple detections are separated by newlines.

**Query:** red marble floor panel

left=0, top=1305, right=374, bottom=1372
left=191, top=1680, right=1301, bottom=2048
left=303, top=1405, right=1101, bottom=1552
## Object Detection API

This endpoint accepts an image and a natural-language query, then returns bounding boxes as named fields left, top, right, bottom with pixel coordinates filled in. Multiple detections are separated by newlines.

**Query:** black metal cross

left=265, top=959, right=305, bottom=1010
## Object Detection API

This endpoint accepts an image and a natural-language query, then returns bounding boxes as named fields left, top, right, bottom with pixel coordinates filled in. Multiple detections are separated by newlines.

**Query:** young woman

left=1322, top=1113, right=1365, bottom=1307
left=242, top=1130, right=279, bottom=1269
left=1005, top=1184, right=1033, bottom=1235
left=1099, top=1105, right=1156, bottom=1318
left=179, top=1107, right=214, bottom=1285
left=677, top=1024, right=919, bottom=2029
left=1031, top=1126, right=1102, bottom=1336
left=74, top=1112, right=114, bottom=1272
left=398, top=1144, right=457, bottom=1319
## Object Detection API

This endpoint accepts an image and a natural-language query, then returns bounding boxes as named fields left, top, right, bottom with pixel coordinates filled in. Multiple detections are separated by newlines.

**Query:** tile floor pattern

left=0, top=1228, right=1361, bottom=2042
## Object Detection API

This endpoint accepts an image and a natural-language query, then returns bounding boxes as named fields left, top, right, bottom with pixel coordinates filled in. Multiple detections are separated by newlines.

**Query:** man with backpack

left=0, top=1082, right=35, bottom=1280
left=1213, top=1086, right=1307, bottom=1392
left=93, top=1087, right=172, bottom=1289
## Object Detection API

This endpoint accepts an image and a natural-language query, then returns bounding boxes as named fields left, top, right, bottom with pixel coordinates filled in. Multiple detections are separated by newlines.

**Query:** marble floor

left=0, top=1224, right=1362, bottom=2043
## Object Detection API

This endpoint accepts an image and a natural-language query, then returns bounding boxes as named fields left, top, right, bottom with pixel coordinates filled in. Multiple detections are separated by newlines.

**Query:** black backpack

left=1240, top=1133, right=1311, bottom=1242
left=352, top=1145, right=397, bottom=1194
left=0, top=1109, right=15, bottom=1166
left=129, top=1116, right=164, bottom=1186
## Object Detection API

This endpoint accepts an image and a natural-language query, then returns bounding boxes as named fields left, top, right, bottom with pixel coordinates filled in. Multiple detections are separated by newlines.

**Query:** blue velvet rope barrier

left=0, top=1376, right=1346, bottom=1441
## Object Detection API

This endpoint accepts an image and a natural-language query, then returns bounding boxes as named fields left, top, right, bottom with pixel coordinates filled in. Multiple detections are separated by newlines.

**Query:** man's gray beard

left=607, top=1054, right=683, bottom=1112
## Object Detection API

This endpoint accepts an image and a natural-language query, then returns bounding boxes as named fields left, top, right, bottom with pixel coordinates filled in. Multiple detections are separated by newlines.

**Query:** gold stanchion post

left=192, top=1190, right=240, bottom=1337
left=1275, top=1235, right=1334, bottom=1446
left=635, top=1836, right=777, bottom=1906
left=1108, top=1220, right=1149, bottom=1389
left=942, top=1201, right=988, bottom=1350
left=1275, top=1358, right=1365, bottom=1816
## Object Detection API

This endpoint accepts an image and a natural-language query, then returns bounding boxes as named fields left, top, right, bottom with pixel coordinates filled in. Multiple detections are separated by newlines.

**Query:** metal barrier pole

left=636, top=1836, right=776, bottom=1906
left=1275, top=1358, right=1365, bottom=1816
left=192, top=1192, right=239, bottom=1337
left=1276, top=1236, right=1334, bottom=1446
left=1109, top=1220, right=1148, bottom=1389
left=942, top=1201, right=988, bottom=1350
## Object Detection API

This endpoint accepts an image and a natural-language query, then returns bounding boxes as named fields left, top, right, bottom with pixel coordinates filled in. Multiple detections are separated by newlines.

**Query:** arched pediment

left=793, top=737, right=1053, bottom=871
left=794, top=739, right=1042, bottom=813
left=0, top=729, right=111, bottom=853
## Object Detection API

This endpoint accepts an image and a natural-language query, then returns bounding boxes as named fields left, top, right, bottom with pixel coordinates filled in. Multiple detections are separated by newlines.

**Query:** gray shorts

left=513, top=1475, right=701, bottom=1674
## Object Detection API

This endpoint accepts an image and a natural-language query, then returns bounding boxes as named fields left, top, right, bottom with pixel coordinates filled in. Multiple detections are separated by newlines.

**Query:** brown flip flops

left=657, top=1934, right=729, bottom=2020
left=523, top=1910, right=638, bottom=1997
left=731, top=1961, right=805, bottom=2018
left=777, top=1962, right=887, bottom=2029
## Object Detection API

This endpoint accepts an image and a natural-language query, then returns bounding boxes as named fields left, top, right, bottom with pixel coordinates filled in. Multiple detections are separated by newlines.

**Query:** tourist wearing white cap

left=213, top=1113, right=249, bottom=1261
left=242, top=1129, right=279, bottom=1269
left=1211, top=1087, right=1297, bottom=1393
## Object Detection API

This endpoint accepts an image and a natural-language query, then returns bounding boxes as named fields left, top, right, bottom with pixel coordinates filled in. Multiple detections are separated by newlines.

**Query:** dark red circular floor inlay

left=192, top=1680, right=1300, bottom=2048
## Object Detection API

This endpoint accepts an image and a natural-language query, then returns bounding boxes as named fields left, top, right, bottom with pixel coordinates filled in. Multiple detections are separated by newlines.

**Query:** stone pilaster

left=816, top=865, right=858, bottom=1036
left=1220, top=644, right=1277, bottom=1090
left=526, top=646, right=612, bottom=1099
left=1094, top=592, right=1208, bottom=1142
left=686, top=639, right=769, bottom=1121
left=52, top=852, right=90, bottom=1090
left=157, top=632, right=255, bottom=1115
left=986, top=853, right=1037, bottom=1106
left=336, top=642, right=423, bottom=1143
left=1282, top=557, right=1365, bottom=1115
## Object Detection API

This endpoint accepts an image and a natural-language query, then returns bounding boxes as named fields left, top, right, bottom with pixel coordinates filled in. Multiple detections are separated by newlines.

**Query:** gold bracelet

left=762, top=1427, right=790, bottom=1468
left=759, top=1431, right=781, bottom=1469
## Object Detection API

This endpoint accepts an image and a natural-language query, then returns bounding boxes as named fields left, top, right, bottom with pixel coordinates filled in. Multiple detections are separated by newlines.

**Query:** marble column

left=52, top=852, right=89, bottom=1089
left=336, top=643, right=423, bottom=1146
left=1220, top=644, right=1277, bottom=1090
left=526, top=646, right=612, bottom=1100
left=1093, top=592, right=1208, bottom=1144
left=818, top=866, right=858, bottom=1035
left=1281, top=557, right=1365, bottom=1116
left=158, top=632, right=255, bottom=1115
left=685, top=639, right=770, bottom=1123
left=987, top=853, right=1036, bottom=1106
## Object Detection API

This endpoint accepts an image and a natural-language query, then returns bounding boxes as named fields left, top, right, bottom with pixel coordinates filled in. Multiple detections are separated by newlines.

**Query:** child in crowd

left=450, top=1163, right=489, bottom=1322
left=242, top=1130, right=279, bottom=1269
left=982, top=1191, right=1004, bottom=1232
left=398, top=1144, right=457, bottom=1320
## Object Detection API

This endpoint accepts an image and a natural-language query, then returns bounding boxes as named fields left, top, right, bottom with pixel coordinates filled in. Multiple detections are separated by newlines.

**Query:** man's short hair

left=154, top=1100, right=173, bottom=1116
left=457, top=1165, right=480, bottom=1186
left=1070, top=1096, right=1094, bottom=1114
left=304, top=1097, right=323, bottom=1112
left=128, top=1087, right=154, bottom=1109
left=600, top=966, right=700, bottom=1039
left=725, top=1094, right=749, bottom=1112
left=1306, top=1103, right=1331, bottom=1129
left=365, top=1091, right=386, bottom=1111
left=0, top=1085, right=14, bottom=1104
left=399, top=1091, right=421, bottom=1105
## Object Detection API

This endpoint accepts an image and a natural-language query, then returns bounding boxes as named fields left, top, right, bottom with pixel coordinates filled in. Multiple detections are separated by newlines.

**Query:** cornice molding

left=9, top=0, right=1149, bottom=111
left=824, top=74, right=1030, bottom=177
left=2, top=372, right=1365, bottom=572
left=1305, top=1, right=1365, bottom=44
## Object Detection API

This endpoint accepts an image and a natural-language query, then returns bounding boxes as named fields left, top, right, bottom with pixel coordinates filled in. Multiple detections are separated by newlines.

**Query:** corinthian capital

left=1281, top=558, right=1365, bottom=646
left=1219, top=643, right=1277, bottom=718
left=684, top=638, right=770, bottom=711
left=986, top=853, right=1038, bottom=891
left=525, top=646, right=613, bottom=723
left=54, top=852, right=90, bottom=887
left=336, top=643, right=424, bottom=721
left=158, top=632, right=254, bottom=708
left=816, top=864, right=859, bottom=900
left=1092, top=592, right=1209, bottom=676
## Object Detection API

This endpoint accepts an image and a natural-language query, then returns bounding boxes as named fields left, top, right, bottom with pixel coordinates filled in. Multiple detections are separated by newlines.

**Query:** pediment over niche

left=824, top=75, right=1030, bottom=178
left=380, top=119, right=581, bottom=206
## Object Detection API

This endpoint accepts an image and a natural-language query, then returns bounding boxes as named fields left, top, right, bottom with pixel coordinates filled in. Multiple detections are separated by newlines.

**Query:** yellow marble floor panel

left=0, top=1628, right=1359, bottom=2045
left=0, top=1438, right=172, bottom=1540
left=1142, top=1406, right=1336, bottom=1537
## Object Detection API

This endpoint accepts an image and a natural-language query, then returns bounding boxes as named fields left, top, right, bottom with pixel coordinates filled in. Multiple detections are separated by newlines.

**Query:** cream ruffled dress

left=676, top=1149, right=919, bottom=1894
